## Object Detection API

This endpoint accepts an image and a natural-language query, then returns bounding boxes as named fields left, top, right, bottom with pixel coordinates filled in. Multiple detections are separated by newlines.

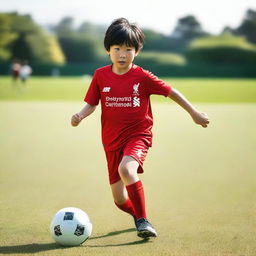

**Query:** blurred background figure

left=51, top=68, right=60, bottom=77
left=20, top=60, right=32, bottom=84
left=10, top=59, right=21, bottom=85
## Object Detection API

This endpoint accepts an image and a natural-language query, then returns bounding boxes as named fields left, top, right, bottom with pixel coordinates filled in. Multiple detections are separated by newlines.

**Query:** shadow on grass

left=88, top=227, right=152, bottom=247
left=90, top=228, right=136, bottom=239
left=87, top=238, right=151, bottom=248
left=0, top=228, right=151, bottom=253
left=0, top=243, right=63, bottom=254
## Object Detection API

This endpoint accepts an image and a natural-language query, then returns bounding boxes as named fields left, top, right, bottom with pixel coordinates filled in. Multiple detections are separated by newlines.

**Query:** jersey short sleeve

left=144, top=70, right=172, bottom=96
left=84, top=70, right=101, bottom=105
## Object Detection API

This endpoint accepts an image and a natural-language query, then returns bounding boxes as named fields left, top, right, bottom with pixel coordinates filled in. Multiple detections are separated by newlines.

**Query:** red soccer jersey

left=84, top=64, right=172, bottom=151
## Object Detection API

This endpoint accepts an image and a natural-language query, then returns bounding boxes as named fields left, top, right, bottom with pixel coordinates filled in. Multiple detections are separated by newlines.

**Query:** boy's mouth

left=118, top=61, right=126, bottom=65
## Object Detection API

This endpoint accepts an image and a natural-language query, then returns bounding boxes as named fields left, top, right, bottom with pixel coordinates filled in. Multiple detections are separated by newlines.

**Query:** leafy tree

left=0, top=13, right=18, bottom=60
left=186, top=35, right=256, bottom=64
left=11, top=32, right=32, bottom=60
left=8, top=14, right=36, bottom=60
left=0, top=12, right=65, bottom=64
left=52, top=17, right=103, bottom=63
left=54, top=17, right=75, bottom=37
left=143, top=29, right=171, bottom=51
left=46, top=35, right=65, bottom=64
left=171, top=15, right=206, bottom=39
left=169, top=15, right=209, bottom=52
left=78, top=22, right=106, bottom=39
left=234, top=9, right=256, bottom=44
left=58, top=35, right=99, bottom=62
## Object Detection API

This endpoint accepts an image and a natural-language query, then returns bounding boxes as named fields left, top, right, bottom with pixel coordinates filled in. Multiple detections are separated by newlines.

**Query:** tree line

left=0, top=9, right=256, bottom=65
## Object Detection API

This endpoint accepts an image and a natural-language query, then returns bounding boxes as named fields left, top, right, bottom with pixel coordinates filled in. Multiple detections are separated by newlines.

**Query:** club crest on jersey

left=132, top=83, right=140, bottom=95
left=102, top=87, right=111, bottom=92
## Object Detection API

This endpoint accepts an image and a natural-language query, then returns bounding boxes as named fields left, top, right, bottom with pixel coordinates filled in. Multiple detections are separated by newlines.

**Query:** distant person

left=71, top=18, right=210, bottom=239
left=20, top=61, right=32, bottom=83
left=11, top=59, right=21, bottom=84
left=52, top=68, right=60, bottom=77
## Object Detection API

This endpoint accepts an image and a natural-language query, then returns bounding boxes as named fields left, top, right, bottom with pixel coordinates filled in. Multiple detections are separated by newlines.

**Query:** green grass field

left=0, top=76, right=256, bottom=102
left=0, top=77, right=256, bottom=256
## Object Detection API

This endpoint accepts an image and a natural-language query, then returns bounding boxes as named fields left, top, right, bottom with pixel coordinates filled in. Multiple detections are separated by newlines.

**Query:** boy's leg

left=110, top=180, right=135, bottom=216
left=105, top=141, right=157, bottom=237
left=105, top=150, right=136, bottom=217
left=118, top=156, right=146, bottom=219
left=119, top=155, right=157, bottom=238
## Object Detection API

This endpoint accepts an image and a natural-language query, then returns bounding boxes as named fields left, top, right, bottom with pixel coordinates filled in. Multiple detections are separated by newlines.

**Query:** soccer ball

left=50, top=207, right=92, bottom=246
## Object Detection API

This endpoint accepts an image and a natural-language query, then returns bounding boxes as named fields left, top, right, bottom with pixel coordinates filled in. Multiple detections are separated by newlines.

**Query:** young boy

left=71, top=18, right=209, bottom=239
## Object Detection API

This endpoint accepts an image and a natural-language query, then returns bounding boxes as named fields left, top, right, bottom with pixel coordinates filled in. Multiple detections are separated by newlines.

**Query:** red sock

left=126, top=180, right=147, bottom=220
left=115, top=199, right=136, bottom=216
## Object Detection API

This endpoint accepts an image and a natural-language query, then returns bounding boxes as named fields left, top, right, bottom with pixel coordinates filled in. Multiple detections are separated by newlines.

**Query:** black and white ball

left=50, top=207, right=92, bottom=246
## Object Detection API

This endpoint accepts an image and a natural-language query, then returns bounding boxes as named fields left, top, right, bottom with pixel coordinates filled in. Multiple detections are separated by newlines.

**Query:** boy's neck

left=111, top=63, right=133, bottom=75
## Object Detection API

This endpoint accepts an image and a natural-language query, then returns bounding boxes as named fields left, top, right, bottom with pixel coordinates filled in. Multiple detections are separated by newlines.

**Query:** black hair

left=104, top=18, right=145, bottom=52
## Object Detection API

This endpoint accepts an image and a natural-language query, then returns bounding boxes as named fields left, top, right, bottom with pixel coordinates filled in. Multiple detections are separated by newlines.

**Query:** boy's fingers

left=71, top=115, right=79, bottom=126
left=71, top=120, right=78, bottom=126
left=75, top=114, right=82, bottom=120
left=72, top=114, right=80, bottom=121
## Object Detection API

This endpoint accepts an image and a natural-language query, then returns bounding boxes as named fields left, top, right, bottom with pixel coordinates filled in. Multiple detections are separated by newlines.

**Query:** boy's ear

left=135, top=50, right=140, bottom=57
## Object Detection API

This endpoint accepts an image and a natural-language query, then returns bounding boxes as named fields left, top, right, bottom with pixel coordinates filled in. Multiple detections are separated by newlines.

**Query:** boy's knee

left=118, top=156, right=139, bottom=184
left=118, top=163, right=130, bottom=178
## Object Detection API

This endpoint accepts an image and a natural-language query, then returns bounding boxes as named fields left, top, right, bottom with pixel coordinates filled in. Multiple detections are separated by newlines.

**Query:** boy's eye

left=127, top=48, right=132, bottom=51
left=114, top=48, right=120, bottom=51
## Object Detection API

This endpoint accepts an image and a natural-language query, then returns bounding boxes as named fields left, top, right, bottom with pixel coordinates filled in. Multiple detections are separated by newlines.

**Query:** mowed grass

left=0, top=76, right=256, bottom=102
left=0, top=101, right=256, bottom=256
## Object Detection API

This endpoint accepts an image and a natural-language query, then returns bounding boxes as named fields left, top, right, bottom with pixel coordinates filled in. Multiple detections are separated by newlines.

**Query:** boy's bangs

left=111, top=28, right=138, bottom=48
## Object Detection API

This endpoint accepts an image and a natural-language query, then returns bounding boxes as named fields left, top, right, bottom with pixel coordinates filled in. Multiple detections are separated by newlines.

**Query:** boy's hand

left=71, top=113, right=82, bottom=127
left=191, top=111, right=210, bottom=128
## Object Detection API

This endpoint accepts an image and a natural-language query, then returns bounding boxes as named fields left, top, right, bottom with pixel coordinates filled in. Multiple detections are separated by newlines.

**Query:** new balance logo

left=133, top=97, right=140, bottom=107
left=102, top=87, right=111, bottom=92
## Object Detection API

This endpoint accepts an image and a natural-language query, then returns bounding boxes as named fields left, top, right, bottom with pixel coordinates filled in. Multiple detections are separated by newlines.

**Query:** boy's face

left=107, top=44, right=138, bottom=74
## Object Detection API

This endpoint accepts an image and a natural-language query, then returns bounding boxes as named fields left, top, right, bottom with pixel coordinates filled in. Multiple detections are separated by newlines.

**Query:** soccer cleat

left=136, top=218, right=157, bottom=238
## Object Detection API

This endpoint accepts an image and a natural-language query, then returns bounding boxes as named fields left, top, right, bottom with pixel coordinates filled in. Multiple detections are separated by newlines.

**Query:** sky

left=1, top=0, right=256, bottom=35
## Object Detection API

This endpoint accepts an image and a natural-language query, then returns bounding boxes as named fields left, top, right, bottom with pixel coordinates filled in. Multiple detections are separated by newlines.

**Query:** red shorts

left=104, top=138, right=149, bottom=184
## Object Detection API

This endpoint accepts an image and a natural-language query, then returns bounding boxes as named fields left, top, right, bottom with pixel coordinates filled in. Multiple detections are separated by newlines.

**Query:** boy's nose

left=119, top=52, right=126, bottom=58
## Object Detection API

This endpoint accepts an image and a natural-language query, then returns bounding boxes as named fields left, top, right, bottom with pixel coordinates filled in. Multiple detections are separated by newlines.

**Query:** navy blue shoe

left=136, top=218, right=157, bottom=238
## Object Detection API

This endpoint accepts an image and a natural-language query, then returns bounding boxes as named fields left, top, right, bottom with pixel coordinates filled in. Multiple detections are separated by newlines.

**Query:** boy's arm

left=71, top=103, right=97, bottom=127
left=168, top=88, right=210, bottom=128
